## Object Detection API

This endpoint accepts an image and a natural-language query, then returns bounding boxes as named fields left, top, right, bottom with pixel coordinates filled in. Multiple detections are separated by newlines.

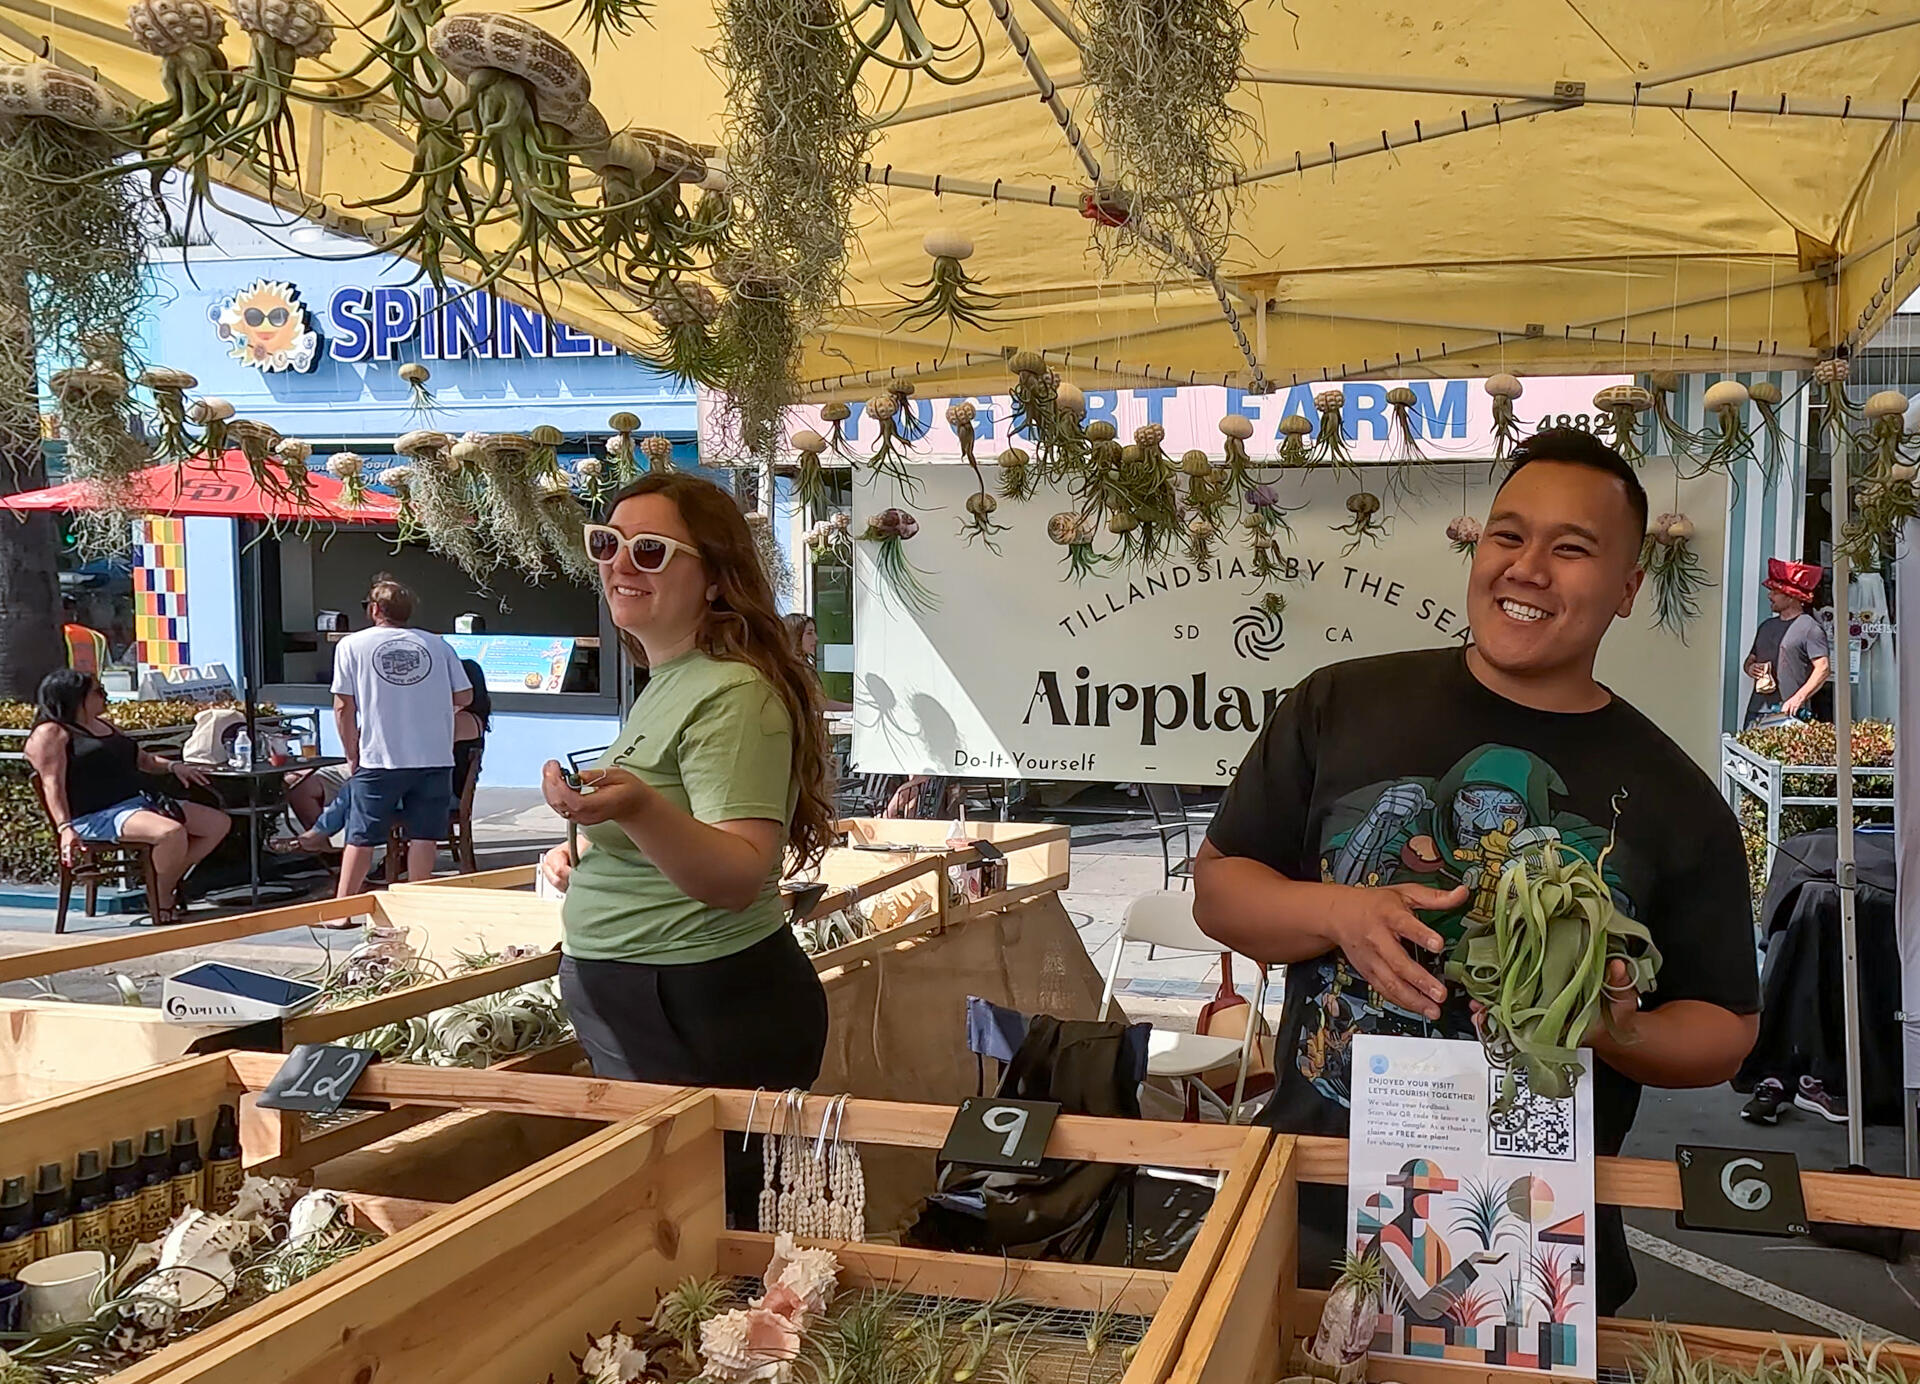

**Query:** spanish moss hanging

left=396, top=428, right=490, bottom=581
left=48, top=362, right=147, bottom=556
left=715, top=273, right=802, bottom=466
left=1640, top=512, right=1710, bottom=635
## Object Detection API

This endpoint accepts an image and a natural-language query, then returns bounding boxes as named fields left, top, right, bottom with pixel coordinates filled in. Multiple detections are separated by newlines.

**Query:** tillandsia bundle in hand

left=860, top=509, right=937, bottom=614
left=1294, top=1252, right=1383, bottom=1381
left=1445, top=838, right=1662, bottom=1115
left=1640, top=512, right=1710, bottom=636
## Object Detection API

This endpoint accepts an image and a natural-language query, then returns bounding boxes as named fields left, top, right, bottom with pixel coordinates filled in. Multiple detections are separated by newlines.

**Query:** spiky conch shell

left=233, top=0, right=334, bottom=58
left=0, top=62, right=129, bottom=129
left=762, top=1233, right=839, bottom=1324
left=126, top=0, right=227, bottom=56
left=579, top=1329, right=651, bottom=1384
left=148, top=1209, right=250, bottom=1311
left=426, top=13, right=591, bottom=109
left=699, top=1308, right=793, bottom=1384
left=228, top=1175, right=299, bottom=1233
left=639, top=435, right=674, bottom=464
left=287, top=1189, right=348, bottom=1248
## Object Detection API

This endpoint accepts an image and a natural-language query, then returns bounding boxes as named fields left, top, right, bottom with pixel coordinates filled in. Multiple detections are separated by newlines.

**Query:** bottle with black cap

left=137, top=1127, right=172, bottom=1239
left=31, top=1163, right=72, bottom=1259
left=205, top=1105, right=243, bottom=1214
left=168, top=1118, right=203, bottom=1215
left=107, top=1138, right=142, bottom=1255
left=0, top=1176, right=32, bottom=1277
left=70, top=1149, right=110, bottom=1254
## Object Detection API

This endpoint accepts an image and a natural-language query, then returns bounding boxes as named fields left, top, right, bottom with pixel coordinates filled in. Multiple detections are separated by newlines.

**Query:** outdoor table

left=201, top=754, right=348, bottom=906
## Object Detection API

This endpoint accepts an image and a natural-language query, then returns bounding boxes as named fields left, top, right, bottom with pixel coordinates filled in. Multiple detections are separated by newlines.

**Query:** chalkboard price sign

left=254, top=1044, right=377, bottom=1115
left=1674, top=1144, right=1809, bottom=1237
left=939, top=1097, right=1060, bottom=1170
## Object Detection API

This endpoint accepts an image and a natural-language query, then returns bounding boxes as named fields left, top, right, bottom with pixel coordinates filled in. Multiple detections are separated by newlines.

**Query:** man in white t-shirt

left=328, top=575, right=472, bottom=898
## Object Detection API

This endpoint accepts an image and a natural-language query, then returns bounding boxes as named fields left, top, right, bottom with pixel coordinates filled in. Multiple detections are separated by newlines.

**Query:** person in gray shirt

left=1743, top=559, right=1830, bottom=727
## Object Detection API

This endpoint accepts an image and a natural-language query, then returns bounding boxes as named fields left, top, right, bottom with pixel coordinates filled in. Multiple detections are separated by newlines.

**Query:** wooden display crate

left=1194, top=1134, right=1920, bottom=1384
left=103, top=1058, right=1272, bottom=1384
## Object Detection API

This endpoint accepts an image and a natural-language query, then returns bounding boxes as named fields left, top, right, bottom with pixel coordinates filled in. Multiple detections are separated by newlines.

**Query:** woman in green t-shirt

left=540, top=473, right=834, bottom=1222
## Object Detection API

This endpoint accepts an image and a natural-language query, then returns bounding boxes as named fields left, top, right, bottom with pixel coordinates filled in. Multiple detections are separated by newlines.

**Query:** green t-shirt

left=562, top=651, right=794, bottom=964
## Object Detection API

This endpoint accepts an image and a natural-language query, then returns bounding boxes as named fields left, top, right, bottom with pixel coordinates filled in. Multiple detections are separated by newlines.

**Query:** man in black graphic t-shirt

left=1195, top=429, right=1759, bottom=1315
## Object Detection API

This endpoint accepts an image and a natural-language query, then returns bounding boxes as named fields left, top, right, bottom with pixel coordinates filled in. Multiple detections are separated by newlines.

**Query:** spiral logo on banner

left=1232, top=604, right=1285, bottom=661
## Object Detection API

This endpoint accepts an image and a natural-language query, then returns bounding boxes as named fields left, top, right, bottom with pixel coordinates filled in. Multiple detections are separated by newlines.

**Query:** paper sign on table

left=1348, top=1035, right=1596, bottom=1378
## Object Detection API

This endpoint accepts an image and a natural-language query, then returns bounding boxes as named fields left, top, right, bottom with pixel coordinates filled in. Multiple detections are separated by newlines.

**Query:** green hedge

left=0, top=699, right=259, bottom=884
left=1732, top=719, right=1895, bottom=914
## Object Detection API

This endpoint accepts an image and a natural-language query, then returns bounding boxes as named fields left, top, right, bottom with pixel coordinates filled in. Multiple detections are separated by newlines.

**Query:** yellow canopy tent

left=2, top=0, right=1918, bottom=396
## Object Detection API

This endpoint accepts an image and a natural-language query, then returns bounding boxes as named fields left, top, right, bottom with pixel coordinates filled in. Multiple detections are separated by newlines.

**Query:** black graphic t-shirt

left=1207, top=646, right=1758, bottom=1310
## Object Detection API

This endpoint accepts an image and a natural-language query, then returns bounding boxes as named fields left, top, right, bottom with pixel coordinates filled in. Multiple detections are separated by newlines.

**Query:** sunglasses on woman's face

left=582, top=524, right=700, bottom=572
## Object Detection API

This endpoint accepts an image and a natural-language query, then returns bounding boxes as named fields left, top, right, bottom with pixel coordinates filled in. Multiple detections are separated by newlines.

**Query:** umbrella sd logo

left=212, top=279, right=319, bottom=373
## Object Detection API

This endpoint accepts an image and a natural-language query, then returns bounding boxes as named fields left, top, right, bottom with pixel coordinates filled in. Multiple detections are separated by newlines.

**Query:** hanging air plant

left=276, top=437, right=313, bottom=500
left=140, top=367, right=200, bottom=465
left=571, top=455, right=612, bottom=510
left=716, top=273, right=801, bottom=466
left=860, top=508, right=936, bottom=613
left=605, top=411, right=640, bottom=483
left=466, top=433, right=552, bottom=576
left=327, top=450, right=368, bottom=507
left=1447, top=515, right=1482, bottom=556
left=640, top=435, right=675, bottom=473
left=1277, top=412, right=1313, bottom=468
left=1217, top=414, right=1256, bottom=495
left=1333, top=492, right=1386, bottom=553
left=1646, top=370, right=1709, bottom=460
left=863, top=391, right=919, bottom=497
left=535, top=471, right=598, bottom=582
left=645, top=282, right=730, bottom=387
left=1640, top=513, right=1710, bottom=635
left=1698, top=379, right=1756, bottom=474
left=1047, top=510, right=1102, bottom=581
left=1246, top=520, right=1288, bottom=585
left=189, top=396, right=235, bottom=462
left=1244, top=481, right=1296, bottom=539
left=815, top=401, right=851, bottom=456
left=399, top=363, right=436, bottom=420
left=1182, top=451, right=1230, bottom=538
left=227, top=0, right=337, bottom=176
left=1748, top=380, right=1788, bottom=481
left=1593, top=383, right=1652, bottom=463
left=960, top=463, right=1007, bottom=549
left=997, top=445, right=1035, bottom=501
left=1310, top=390, right=1353, bottom=470
left=790, top=430, right=829, bottom=508
left=527, top=423, right=567, bottom=481
left=845, top=0, right=986, bottom=102
left=49, top=363, right=146, bottom=555
left=1008, top=351, right=1059, bottom=472
left=946, top=399, right=978, bottom=465
left=1384, top=385, right=1426, bottom=463
left=396, top=429, right=488, bottom=580
left=1047, top=380, right=1089, bottom=483
left=1813, top=356, right=1863, bottom=450
left=1133, top=423, right=1169, bottom=472
left=1075, top=0, right=1249, bottom=269
left=229, top=417, right=312, bottom=507
left=896, top=229, right=1000, bottom=338
left=1111, top=431, right=1181, bottom=566
left=1182, top=513, right=1219, bottom=566
left=887, top=382, right=926, bottom=442
left=806, top=510, right=852, bottom=564
left=1485, top=374, right=1524, bottom=460
left=1839, top=391, right=1920, bottom=568
left=122, top=0, right=235, bottom=221
left=379, top=464, right=428, bottom=546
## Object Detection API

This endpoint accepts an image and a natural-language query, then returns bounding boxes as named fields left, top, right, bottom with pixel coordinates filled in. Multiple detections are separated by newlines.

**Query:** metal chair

left=1099, top=890, right=1270, bottom=1123
left=31, top=773, right=159, bottom=934
left=1141, top=782, right=1205, bottom=889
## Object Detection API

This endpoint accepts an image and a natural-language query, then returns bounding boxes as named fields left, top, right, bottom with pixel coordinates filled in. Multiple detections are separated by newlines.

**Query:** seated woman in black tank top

left=24, top=670, right=232, bottom=925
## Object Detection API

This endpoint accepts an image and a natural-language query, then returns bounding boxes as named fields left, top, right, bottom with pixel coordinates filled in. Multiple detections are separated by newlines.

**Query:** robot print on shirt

left=1292, top=744, right=1637, bottom=1107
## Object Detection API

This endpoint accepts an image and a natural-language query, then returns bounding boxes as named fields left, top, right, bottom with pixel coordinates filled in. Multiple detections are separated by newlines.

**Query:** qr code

left=1487, top=1065, right=1576, bottom=1161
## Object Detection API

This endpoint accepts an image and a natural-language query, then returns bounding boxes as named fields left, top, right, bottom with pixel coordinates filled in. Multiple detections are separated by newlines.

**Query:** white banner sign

left=851, top=464, right=1727, bottom=784
left=769, top=375, right=1631, bottom=464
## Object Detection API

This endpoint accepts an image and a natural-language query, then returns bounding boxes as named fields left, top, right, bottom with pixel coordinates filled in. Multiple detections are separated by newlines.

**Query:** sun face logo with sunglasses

left=213, top=279, right=318, bottom=373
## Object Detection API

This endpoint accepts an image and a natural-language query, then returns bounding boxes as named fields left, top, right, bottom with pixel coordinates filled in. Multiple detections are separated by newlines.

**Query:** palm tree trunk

left=0, top=267, right=65, bottom=702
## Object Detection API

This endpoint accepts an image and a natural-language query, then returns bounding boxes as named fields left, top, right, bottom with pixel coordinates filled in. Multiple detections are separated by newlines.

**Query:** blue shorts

left=344, top=767, right=453, bottom=847
left=70, top=794, right=153, bottom=842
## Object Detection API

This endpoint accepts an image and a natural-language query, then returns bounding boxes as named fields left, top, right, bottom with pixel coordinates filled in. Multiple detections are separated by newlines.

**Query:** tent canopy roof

left=7, top=0, right=1920, bottom=396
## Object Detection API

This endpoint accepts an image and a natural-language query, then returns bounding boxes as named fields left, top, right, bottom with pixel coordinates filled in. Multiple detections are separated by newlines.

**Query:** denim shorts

left=345, top=767, right=453, bottom=847
left=69, top=794, right=153, bottom=842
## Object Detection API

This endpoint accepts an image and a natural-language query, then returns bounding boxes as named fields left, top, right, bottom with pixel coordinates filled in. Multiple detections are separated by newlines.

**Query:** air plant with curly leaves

left=1693, top=379, right=1758, bottom=477
left=1215, top=413, right=1257, bottom=495
left=644, top=281, right=731, bottom=388
left=895, top=229, right=1001, bottom=340
left=1179, top=449, right=1229, bottom=534
left=378, top=464, right=429, bottom=546
left=399, top=362, right=436, bottom=421
left=188, top=396, right=235, bottom=466
left=229, top=416, right=315, bottom=510
left=1075, top=0, right=1249, bottom=270
left=805, top=511, right=852, bottom=565
left=1277, top=412, right=1314, bottom=468
left=1311, top=390, right=1354, bottom=471
left=1245, top=517, right=1289, bottom=586
left=527, top=423, right=567, bottom=481
left=863, top=391, right=921, bottom=499
left=1049, top=381, right=1090, bottom=482
left=946, top=399, right=979, bottom=465
left=790, top=430, right=829, bottom=508
left=1243, top=480, right=1297, bottom=541
left=396, top=429, right=489, bottom=580
left=819, top=401, right=854, bottom=457
left=1593, top=384, right=1652, bottom=464
left=960, top=452, right=1008, bottom=550
left=582, top=131, right=724, bottom=297
left=1485, top=374, right=1525, bottom=461
left=1333, top=492, right=1387, bottom=554
left=1646, top=370, right=1715, bottom=462
left=225, top=0, right=337, bottom=178
left=1008, top=351, right=1060, bottom=474
left=1748, top=379, right=1789, bottom=482
left=860, top=508, right=936, bottom=613
left=1182, top=512, right=1219, bottom=567
left=605, top=410, right=640, bottom=484
left=884, top=382, right=928, bottom=443
left=1641, top=513, right=1711, bottom=635
left=1447, top=514, right=1482, bottom=557
left=1048, top=510, right=1103, bottom=582
left=326, top=450, right=369, bottom=507
left=844, top=0, right=986, bottom=107
left=1839, top=391, right=1920, bottom=569
left=139, top=367, right=201, bottom=464
left=997, top=445, right=1036, bottom=502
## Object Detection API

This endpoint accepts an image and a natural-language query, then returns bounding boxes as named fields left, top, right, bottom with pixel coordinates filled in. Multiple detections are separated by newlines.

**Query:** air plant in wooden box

left=1075, top=0, right=1249, bottom=270
left=1640, top=512, right=1709, bottom=635
left=860, top=508, right=936, bottom=613
left=1292, top=1252, right=1382, bottom=1383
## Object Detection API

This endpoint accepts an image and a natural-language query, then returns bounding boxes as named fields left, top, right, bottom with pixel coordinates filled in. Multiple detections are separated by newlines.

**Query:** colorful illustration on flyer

left=1295, top=744, right=1638, bottom=1106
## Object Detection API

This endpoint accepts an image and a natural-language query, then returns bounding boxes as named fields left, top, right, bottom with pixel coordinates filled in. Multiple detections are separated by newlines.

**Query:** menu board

left=446, top=633, right=576, bottom=694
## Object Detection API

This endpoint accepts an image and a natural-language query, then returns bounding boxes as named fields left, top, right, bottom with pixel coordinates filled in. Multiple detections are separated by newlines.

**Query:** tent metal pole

left=1832, top=426, right=1866, bottom=1167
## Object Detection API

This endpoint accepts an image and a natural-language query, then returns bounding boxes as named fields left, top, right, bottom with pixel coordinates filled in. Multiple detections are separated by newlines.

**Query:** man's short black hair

left=1498, top=427, right=1649, bottom=540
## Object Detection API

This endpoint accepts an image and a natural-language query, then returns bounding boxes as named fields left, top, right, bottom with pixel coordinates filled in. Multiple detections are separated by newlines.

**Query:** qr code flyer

left=1347, top=1035, right=1596, bottom=1378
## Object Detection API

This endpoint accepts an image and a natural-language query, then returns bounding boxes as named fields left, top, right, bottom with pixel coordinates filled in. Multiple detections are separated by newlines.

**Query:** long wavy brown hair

left=600, top=474, right=833, bottom=869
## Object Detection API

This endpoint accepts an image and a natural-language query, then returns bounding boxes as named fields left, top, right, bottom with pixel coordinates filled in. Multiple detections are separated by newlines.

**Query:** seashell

left=1056, top=382, right=1087, bottom=418
left=945, top=399, right=976, bottom=427
left=1218, top=414, right=1254, bottom=441
left=394, top=429, right=452, bottom=458
left=574, top=457, right=603, bottom=480
left=1179, top=449, right=1211, bottom=477
left=922, top=228, right=973, bottom=261
left=544, top=97, right=609, bottom=146
left=233, top=0, right=333, bottom=58
left=1134, top=423, right=1165, bottom=448
left=640, top=435, right=674, bottom=463
left=227, top=1175, right=299, bottom=1232
left=287, top=1191, right=347, bottom=1250
left=50, top=367, right=128, bottom=402
left=1046, top=512, right=1081, bottom=546
left=1865, top=389, right=1909, bottom=421
left=1484, top=372, right=1524, bottom=400
left=1649, top=370, right=1681, bottom=394
left=149, top=1209, right=249, bottom=1311
left=1888, top=462, right=1917, bottom=483
left=1748, top=380, right=1782, bottom=406
left=1593, top=384, right=1651, bottom=413
left=1008, top=349, right=1045, bottom=377
left=1385, top=385, right=1418, bottom=408
left=998, top=446, right=1029, bottom=470
left=189, top=397, right=235, bottom=423
left=1245, top=482, right=1279, bottom=509
left=608, top=410, right=640, bottom=433
left=1702, top=379, right=1750, bottom=413
left=0, top=62, right=129, bottom=129
left=427, top=13, right=590, bottom=108
left=480, top=432, right=535, bottom=458
left=1813, top=356, right=1850, bottom=386
left=1187, top=516, right=1215, bottom=539
left=398, top=363, right=431, bottom=386
left=1314, top=390, right=1345, bottom=412
left=820, top=401, right=850, bottom=423
left=326, top=451, right=365, bottom=479
left=140, top=366, right=199, bottom=392
left=965, top=491, right=997, bottom=518
left=625, top=128, right=706, bottom=185
left=646, top=283, right=719, bottom=329
left=580, top=1329, right=651, bottom=1384
left=1446, top=515, right=1482, bottom=545
left=888, top=382, right=915, bottom=401
left=226, top=418, right=281, bottom=453
left=1107, top=509, right=1138, bottom=534
left=1280, top=413, right=1314, bottom=436
left=1346, top=492, right=1381, bottom=516
left=865, top=392, right=897, bottom=422
left=1085, top=419, right=1117, bottom=443
left=791, top=429, right=826, bottom=454
left=530, top=423, right=565, bottom=447
left=126, top=0, right=226, bottom=56
left=699, top=1307, right=795, bottom=1384
left=1665, top=515, right=1695, bottom=542
left=275, top=438, right=313, bottom=464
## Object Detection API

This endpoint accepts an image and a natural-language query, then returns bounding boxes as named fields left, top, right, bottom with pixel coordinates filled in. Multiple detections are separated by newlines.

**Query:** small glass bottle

left=70, top=1149, right=111, bottom=1254
left=168, top=1118, right=204, bottom=1216
left=0, top=1176, right=32, bottom=1277
left=31, top=1163, right=72, bottom=1260
left=137, top=1127, right=172, bottom=1240
left=107, top=1138, right=142, bottom=1256
left=205, top=1105, right=244, bottom=1214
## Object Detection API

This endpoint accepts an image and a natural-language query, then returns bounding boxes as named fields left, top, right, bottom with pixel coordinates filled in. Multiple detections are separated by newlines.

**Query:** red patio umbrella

left=0, top=451, right=400, bottom=523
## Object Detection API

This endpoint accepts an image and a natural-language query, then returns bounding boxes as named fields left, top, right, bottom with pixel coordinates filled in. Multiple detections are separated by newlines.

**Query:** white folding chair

left=1099, top=890, right=1270, bottom=1123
